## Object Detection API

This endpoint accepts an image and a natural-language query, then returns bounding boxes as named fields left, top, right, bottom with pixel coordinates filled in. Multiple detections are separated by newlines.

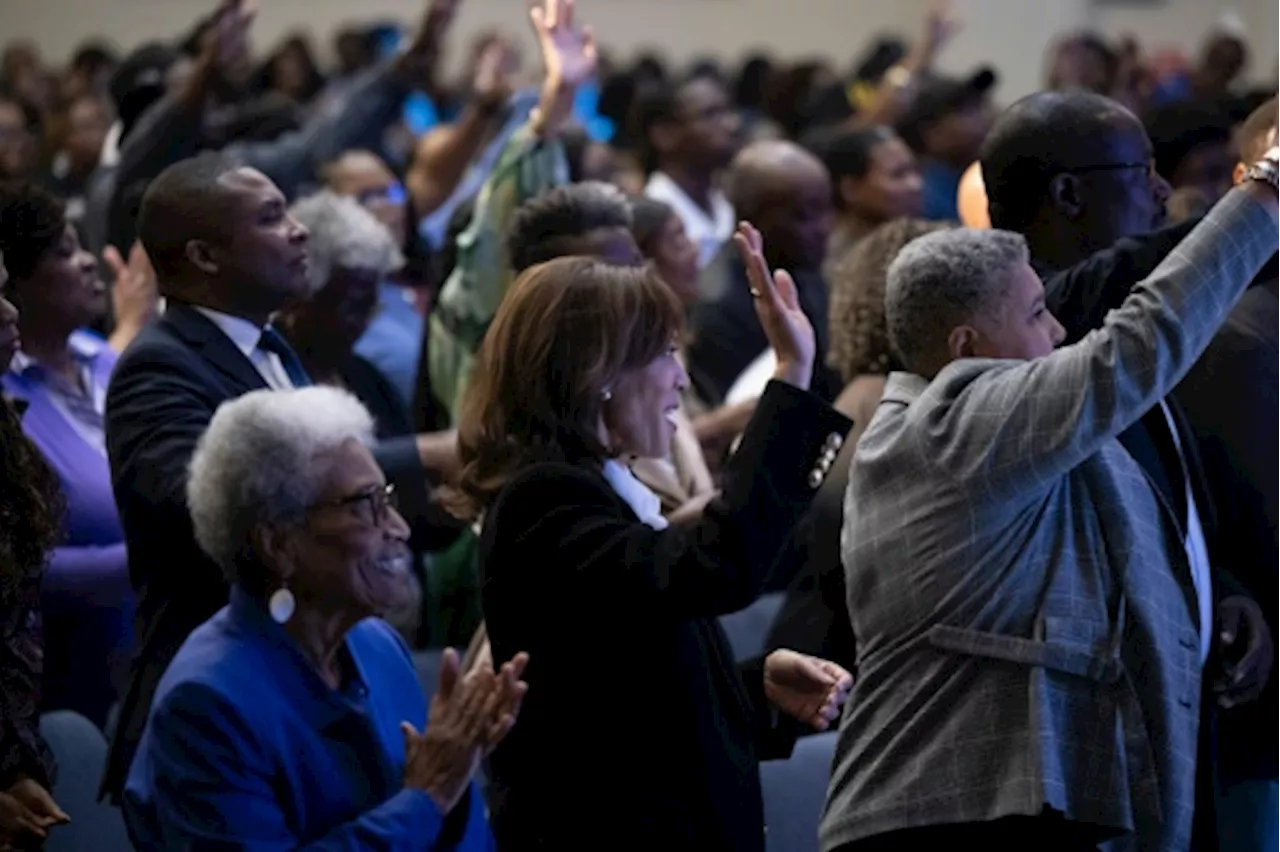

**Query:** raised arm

left=915, top=178, right=1279, bottom=499
left=1044, top=217, right=1199, bottom=344
left=488, top=381, right=851, bottom=619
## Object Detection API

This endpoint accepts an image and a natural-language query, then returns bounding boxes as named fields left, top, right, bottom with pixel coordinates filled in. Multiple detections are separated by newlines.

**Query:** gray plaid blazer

left=820, top=189, right=1278, bottom=852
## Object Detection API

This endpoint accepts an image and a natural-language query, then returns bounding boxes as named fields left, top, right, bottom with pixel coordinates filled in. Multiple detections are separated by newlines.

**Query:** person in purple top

left=0, top=181, right=155, bottom=727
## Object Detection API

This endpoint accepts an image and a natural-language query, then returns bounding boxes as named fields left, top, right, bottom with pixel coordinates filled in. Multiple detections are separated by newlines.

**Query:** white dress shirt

left=645, top=171, right=735, bottom=269
left=192, top=307, right=296, bottom=391
left=1160, top=400, right=1213, bottom=664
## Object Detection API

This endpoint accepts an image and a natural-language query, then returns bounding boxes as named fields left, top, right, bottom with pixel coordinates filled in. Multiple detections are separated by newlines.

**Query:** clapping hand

left=401, top=647, right=529, bottom=814
left=733, top=222, right=815, bottom=390
left=763, top=649, right=853, bottom=731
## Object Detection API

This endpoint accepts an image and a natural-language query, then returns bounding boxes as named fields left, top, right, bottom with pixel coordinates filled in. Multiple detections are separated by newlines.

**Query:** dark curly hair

left=0, top=181, right=66, bottom=293
left=0, top=398, right=63, bottom=604
left=504, top=182, right=632, bottom=274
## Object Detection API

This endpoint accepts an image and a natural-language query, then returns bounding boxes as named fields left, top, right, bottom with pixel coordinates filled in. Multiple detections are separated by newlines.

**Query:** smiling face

left=18, top=222, right=105, bottom=332
left=281, top=439, right=415, bottom=619
left=603, top=344, right=688, bottom=459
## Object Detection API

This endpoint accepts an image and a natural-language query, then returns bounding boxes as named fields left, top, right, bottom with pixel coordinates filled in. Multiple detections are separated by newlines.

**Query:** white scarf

left=601, top=459, right=669, bottom=531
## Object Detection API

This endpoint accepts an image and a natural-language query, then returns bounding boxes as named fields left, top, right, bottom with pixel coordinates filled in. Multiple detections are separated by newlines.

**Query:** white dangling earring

left=268, top=586, right=296, bottom=624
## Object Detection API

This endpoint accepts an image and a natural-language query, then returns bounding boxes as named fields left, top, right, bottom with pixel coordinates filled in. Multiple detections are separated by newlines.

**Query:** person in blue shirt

left=124, top=385, right=527, bottom=851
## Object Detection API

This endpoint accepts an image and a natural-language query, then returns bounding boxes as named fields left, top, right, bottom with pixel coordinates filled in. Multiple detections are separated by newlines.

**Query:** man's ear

left=1047, top=172, right=1085, bottom=220
left=1233, top=161, right=1247, bottom=186
left=946, top=324, right=980, bottom=361
left=185, top=239, right=220, bottom=276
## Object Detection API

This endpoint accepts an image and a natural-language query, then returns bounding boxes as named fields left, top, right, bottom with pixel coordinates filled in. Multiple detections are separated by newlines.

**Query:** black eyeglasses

left=316, top=483, right=398, bottom=527
left=1060, top=160, right=1157, bottom=179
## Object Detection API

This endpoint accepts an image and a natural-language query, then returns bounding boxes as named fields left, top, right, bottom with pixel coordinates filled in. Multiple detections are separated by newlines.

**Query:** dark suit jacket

left=688, top=242, right=842, bottom=407
left=100, top=303, right=424, bottom=801
left=479, top=381, right=850, bottom=850
left=1174, top=268, right=1279, bottom=780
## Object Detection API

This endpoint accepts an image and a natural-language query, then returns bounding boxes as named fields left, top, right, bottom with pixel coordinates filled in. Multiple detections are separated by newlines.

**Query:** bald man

left=686, top=140, right=841, bottom=406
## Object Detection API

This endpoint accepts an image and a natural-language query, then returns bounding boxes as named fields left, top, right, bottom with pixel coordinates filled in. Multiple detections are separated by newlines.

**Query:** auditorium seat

left=39, top=710, right=134, bottom=852
left=760, top=730, right=837, bottom=852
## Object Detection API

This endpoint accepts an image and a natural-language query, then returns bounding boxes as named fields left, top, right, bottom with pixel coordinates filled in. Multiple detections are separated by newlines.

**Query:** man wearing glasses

left=980, top=90, right=1274, bottom=849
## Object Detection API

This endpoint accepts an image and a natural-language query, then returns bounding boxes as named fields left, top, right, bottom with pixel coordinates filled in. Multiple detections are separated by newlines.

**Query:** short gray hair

left=187, top=387, right=376, bottom=587
left=884, top=228, right=1029, bottom=375
left=288, top=190, right=404, bottom=296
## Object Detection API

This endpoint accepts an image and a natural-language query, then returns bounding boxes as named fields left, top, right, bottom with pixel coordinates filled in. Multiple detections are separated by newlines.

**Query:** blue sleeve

left=138, top=683, right=445, bottom=851
left=44, top=542, right=132, bottom=606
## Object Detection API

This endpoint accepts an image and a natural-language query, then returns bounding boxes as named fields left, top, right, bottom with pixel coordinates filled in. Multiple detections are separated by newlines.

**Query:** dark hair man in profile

left=982, top=89, right=1275, bottom=851
left=1173, top=96, right=1279, bottom=852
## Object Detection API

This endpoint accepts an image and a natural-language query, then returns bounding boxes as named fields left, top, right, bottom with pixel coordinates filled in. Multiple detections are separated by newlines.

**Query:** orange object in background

left=957, top=161, right=990, bottom=228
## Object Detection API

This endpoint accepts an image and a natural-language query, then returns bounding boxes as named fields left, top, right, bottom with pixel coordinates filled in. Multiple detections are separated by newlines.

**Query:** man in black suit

left=980, top=89, right=1274, bottom=850
left=100, top=152, right=424, bottom=799
left=1173, top=97, right=1279, bottom=852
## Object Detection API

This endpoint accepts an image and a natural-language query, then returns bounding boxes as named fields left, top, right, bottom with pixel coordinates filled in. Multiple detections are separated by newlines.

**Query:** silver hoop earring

left=268, top=586, right=296, bottom=624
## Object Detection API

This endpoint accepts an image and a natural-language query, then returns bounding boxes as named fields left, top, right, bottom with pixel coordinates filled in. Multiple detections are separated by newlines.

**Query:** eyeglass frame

left=313, top=483, right=399, bottom=527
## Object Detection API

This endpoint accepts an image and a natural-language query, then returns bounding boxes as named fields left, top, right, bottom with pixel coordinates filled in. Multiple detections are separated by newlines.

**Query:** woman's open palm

left=531, top=0, right=598, bottom=90
left=733, top=222, right=815, bottom=388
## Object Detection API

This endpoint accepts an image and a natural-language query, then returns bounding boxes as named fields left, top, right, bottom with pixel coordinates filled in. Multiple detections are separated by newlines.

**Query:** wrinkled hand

left=401, top=647, right=530, bottom=812
left=764, top=649, right=853, bottom=731
left=104, top=242, right=159, bottom=335
left=733, top=222, right=815, bottom=389
left=1215, top=595, right=1273, bottom=708
left=531, top=0, right=598, bottom=92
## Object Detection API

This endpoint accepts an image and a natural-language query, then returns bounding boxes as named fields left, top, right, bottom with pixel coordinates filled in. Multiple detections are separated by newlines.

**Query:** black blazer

left=479, top=381, right=850, bottom=850
left=100, top=303, right=424, bottom=800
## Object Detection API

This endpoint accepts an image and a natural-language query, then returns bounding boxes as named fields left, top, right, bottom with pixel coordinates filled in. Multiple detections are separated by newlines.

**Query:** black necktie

left=257, top=327, right=312, bottom=388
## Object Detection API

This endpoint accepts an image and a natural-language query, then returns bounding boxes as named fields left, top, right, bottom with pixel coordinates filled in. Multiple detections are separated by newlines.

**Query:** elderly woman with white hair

left=123, top=386, right=528, bottom=850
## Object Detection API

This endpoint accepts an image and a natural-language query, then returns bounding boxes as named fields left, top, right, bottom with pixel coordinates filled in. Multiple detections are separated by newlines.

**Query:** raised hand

left=733, top=222, right=815, bottom=390
left=199, top=0, right=256, bottom=81
left=396, top=0, right=461, bottom=85
left=473, top=37, right=514, bottom=105
left=918, top=0, right=960, bottom=62
left=106, top=241, right=159, bottom=321
left=763, top=649, right=853, bottom=731
left=531, top=0, right=598, bottom=92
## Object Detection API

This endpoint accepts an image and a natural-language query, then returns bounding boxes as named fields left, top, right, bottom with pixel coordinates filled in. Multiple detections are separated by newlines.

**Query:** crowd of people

left=0, top=0, right=1277, bottom=849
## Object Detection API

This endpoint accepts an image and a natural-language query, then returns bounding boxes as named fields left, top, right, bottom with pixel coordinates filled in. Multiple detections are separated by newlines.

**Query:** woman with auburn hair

left=447, top=224, right=854, bottom=850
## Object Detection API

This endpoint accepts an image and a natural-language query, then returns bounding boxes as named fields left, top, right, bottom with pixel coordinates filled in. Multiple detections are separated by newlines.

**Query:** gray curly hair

left=288, top=190, right=404, bottom=296
left=187, top=387, right=376, bottom=590
left=885, top=228, right=1029, bottom=377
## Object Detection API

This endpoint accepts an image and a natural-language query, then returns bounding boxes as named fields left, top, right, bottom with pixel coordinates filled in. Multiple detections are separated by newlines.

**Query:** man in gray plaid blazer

left=820, top=158, right=1279, bottom=851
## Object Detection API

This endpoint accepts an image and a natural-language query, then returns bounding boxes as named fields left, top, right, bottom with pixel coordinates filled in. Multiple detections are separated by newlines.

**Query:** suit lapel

left=162, top=302, right=268, bottom=394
